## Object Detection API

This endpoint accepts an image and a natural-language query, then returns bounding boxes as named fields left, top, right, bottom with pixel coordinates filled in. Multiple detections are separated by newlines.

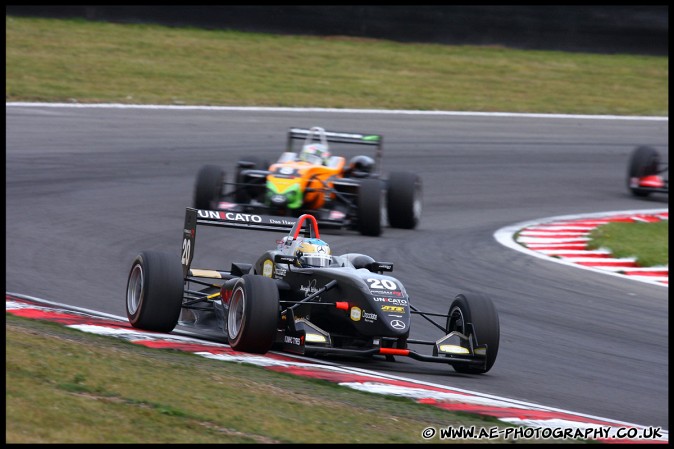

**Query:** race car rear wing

left=287, top=127, right=383, bottom=168
left=181, top=207, right=318, bottom=277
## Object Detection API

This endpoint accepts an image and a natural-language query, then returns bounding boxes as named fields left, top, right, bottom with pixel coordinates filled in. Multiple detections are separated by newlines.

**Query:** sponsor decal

left=370, top=290, right=394, bottom=297
left=198, top=210, right=223, bottom=219
left=274, top=266, right=287, bottom=277
left=181, top=238, right=192, bottom=266
left=278, top=166, right=295, bottom=175
left=381, top=305, right=405, bottom=313
left=350, top=307, right=362, bottom=322
left=284, top=335, right=302, bottom=346
left=225, top=212, right=262, bottom=222
left=366, top=278, right=399, bottom=291
left=270, top=194, right=287, bottom=205
left=275, top=255, right=296, bottom=264
left=390, top=320, right=406, bottom=330
left=362, top=310, right=378, bottom=323
left=373, top=297, right=408, bottom=305
left=299, top=279, right=320, bottom=298
left=370, top=290, right=403, bottom=296
left=270, top=218, right=297, bottom=226
left=263, top=260, right=273, bottom=278
left=197, top=210, right=262, bottom=222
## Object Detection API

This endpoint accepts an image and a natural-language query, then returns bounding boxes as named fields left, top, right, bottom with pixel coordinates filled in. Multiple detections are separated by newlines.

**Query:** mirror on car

left=366, top=261, right=393, bottom=273
left=274, top=254, right=297, bottom=264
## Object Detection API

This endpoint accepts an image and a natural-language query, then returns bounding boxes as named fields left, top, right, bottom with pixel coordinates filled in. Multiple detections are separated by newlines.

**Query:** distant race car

left=193, top=126, right=422, bottom=236
left=125, top=209, right=500, bottom=374
left=626, top=145, right=668, bottom=197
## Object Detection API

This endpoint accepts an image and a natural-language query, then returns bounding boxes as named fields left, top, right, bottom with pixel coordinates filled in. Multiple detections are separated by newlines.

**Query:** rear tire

left=126, top=251, right=184, bottom=332
left=627, top=146, right=659, bottom=197
left=387, top=171, right=422, bottom=229
left=446, top=293, right=499, bottom=374
left=356, top=178, right=383, bottom=236
left=194, top=165, right=225, bottom=209
left=227, top=275, right=279, bottom=353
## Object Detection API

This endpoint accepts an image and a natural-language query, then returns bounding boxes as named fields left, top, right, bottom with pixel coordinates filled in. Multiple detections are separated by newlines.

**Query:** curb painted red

left=495, top=209, right=668, bottom=287
left=6, top=294, right=668, bottom=443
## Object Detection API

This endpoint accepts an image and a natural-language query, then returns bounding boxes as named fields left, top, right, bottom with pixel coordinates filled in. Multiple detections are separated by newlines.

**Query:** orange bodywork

left=267, top=158, right=345, bottom=209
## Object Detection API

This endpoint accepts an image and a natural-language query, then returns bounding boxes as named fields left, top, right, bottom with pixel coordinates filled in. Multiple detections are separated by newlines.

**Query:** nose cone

left=267, top=177, right=302, bottom=209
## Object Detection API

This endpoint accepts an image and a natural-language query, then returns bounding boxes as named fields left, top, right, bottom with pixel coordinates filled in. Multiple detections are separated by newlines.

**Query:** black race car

left=125, top=209, right=500, bottom=374
left=626, top=145, right=668, bottom=197
left=193, top=127, right=422, bottom=236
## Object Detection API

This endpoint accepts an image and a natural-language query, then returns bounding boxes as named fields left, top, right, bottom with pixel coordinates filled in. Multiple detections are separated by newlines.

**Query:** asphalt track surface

left=6, top=105, right=668, bottom=429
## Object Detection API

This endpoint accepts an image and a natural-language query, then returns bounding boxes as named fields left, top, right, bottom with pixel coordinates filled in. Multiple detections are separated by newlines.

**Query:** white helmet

left=300, top=143, right=330, bottom=165
left=295, top=238, right=331, bottom=268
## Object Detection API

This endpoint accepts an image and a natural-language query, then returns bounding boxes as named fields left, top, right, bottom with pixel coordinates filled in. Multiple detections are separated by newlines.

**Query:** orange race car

left=193, top=127, right=422, bottom=236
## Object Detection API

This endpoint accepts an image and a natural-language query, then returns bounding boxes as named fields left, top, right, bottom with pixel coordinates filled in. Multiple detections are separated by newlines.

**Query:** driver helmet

left=295, top=238, right=331, bottom=268
left=300, top=143, right=331, bottom=166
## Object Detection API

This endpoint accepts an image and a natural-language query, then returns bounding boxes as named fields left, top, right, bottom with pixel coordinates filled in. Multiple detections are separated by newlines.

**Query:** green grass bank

left=6, top=314, right=581, bottom=444
left=588, top=220, right=668, bottom=267
left=5, top=16, right=668, bottom=115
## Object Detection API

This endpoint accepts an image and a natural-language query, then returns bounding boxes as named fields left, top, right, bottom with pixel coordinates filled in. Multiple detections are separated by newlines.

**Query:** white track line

left=5, top=102, right=669, bottom=121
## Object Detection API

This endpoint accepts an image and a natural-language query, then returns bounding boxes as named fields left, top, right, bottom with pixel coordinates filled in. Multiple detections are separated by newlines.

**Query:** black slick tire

left=227, top=274, right=279, bottom=353
left=357, top=178, right=382, bottom=236
left=194, top=165, right=225, bottom=209
left=627, top=146, right=659, bottom=197
left=446, top=293, right=499, bottom=374
left=126, top=251, right=184, bottom=333
left=386, top=171, right=422, bottom=229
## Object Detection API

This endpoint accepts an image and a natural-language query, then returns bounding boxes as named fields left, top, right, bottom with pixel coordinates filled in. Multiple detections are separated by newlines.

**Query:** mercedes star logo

left=390, top=320, right=406, bottom=330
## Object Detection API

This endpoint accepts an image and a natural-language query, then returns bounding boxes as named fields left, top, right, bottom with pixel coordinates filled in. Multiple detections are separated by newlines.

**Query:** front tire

left=357, top=178, right=383, bottom=236
left=446, top=293, right=499, bottom=374
left=627, top=146, right=659, bottom=197
left=227, top=275, right=279, bottom=353
left=126, top=251, right=184, bottom=332
left=386, top=171, right=422, bottom=229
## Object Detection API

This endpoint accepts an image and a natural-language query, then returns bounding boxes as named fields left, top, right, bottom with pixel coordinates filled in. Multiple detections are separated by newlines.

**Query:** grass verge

left=6, top=314, right=582, bottom=444
left=5, top=16, right=668, bottom=115
left=587, top=220, right=668, bottom=267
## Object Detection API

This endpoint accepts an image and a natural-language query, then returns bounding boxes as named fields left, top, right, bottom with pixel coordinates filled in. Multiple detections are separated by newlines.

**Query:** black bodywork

left=162, top=208, right=498, bottom=373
